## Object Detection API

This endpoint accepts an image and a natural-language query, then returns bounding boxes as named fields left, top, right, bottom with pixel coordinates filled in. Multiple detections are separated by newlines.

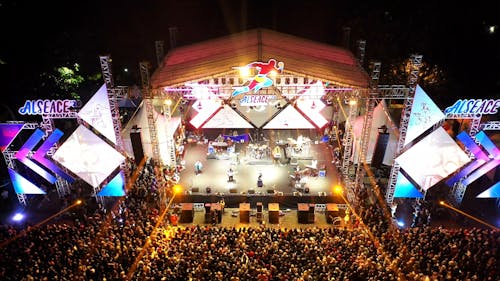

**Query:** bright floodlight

left=397, top=220, right=405, bottom=227
left=173, top=184, right=182, bottom=194
left=489, top=26, right=496, bottom=34
left=76, top=199, right=82, bottom=205
left=12, top=213, right=24, bottom=222
left=239, top=66, right=250, bottom=77
left=349, top=99, right=357, bottom=106
left=164, top=99, right=172, bottom=106
left=333, top=185, right=343, bottom=194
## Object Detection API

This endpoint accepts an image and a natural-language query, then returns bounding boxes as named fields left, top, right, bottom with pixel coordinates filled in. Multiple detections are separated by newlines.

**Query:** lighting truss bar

left=481, top=121, right=500, bottom=130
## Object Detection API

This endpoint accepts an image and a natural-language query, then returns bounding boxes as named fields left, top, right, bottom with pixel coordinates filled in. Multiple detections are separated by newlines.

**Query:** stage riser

left=173, top=195, right=342, bottom=209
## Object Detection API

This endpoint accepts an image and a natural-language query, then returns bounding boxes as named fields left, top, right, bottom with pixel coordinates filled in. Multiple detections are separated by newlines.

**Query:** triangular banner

left=263, top=105, right=315, bottom=129
left=77, top=84, right=117, bottom=144
left=203, top=105, right=254, bottom=128
left=404, top=85, right=445, bottom=146
left=98, top=172, right=125, bottom=196
left=0, top=123, right=24, bottom=152
left=8, top=168, right=46, bottom=194
left=477, top=181, right=500, bottom=198
left=393, top=172, right=423, bottom=198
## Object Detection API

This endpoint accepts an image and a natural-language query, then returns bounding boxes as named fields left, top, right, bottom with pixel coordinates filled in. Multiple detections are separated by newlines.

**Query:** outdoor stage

left=174, top=139, right=344, bottom=208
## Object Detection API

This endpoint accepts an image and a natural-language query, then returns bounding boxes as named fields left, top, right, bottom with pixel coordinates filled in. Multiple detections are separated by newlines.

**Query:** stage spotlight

left=12, top=213, right=24, bottom=222
left=396, top=220, right=405, bottom=228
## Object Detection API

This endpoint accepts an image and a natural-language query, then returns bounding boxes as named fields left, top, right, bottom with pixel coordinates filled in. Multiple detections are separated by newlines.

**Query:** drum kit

left=247, top=143, right=270, bottom=159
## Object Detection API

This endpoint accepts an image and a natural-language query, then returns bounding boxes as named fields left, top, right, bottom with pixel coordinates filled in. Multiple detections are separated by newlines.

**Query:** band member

left=227, top=168, right=234, bottom=182
left=194, top=160, right=203, bottom=175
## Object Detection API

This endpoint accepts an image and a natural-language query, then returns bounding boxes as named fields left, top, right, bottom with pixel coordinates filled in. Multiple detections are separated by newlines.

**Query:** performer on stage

left=257, top=171, right=263, bottom=187
left=227, top=168, right=234, bottom=182
left=194, top=160, right=203, bottom=175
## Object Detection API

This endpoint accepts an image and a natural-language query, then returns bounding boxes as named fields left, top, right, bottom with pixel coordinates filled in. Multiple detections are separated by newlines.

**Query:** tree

left=40, top=63, right=84, bottom=100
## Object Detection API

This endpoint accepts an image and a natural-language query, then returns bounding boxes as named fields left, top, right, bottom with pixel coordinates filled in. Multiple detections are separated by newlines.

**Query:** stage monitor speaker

left=372, top=132, right=390, bottom=168
left=240, top=203, right=250, bottom=223
left=248, top=189, right=255, bottom=194
left=130, top=131, right=144, bottom=166
left=267, top=189, right=275, bottom=194
left=256, top=202, right=263, bottom=213
left=191, top=187, right=199, bottom=193
left=180, top=203, right=194, bottom=223
left=297, top=203, right=310, bottom=224
left=268, top=203, right=279, bottom=224
left=230, top=188, right=238, bottom=193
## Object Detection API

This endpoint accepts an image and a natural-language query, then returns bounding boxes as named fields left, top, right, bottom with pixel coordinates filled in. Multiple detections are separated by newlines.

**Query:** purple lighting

left=12, top=213, right=24, bottom=222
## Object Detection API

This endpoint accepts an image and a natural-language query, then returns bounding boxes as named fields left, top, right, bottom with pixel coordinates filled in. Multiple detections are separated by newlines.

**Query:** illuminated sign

left=18, top=99, right=77, bottom=115
left=239, top=95, right=276, bottom=106
left=444, top=99, right=500, bottom=115
left=232, top=59, right=284, bottom=97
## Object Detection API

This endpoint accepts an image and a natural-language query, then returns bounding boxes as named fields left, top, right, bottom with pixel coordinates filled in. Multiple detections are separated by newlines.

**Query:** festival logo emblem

left=232, top=59, right=284, bottom=97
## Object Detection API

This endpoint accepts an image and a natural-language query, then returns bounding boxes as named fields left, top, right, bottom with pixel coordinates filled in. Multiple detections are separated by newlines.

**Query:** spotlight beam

left=439, top=201, right=499, bottom=230
left=0, top=200, right=83, bottom=249
left=126, top=186, right=182, bottom=280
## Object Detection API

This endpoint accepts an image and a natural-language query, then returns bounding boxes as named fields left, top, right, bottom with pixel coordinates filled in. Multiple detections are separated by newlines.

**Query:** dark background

left=1, top=0, right=499, bottom=111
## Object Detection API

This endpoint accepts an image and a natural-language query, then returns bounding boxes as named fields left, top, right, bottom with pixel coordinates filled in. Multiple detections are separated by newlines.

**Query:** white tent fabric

left=351, top=100, right=399, bottom=166
left=121, top=101, right=181, bottom=165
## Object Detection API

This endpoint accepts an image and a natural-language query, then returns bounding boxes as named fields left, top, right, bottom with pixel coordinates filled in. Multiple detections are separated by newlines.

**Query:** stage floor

left=177, top=141, right=342, bottom=207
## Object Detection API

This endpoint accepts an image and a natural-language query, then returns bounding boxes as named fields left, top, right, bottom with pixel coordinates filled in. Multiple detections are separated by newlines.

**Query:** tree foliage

left=40, top=63, right=84, bottom=100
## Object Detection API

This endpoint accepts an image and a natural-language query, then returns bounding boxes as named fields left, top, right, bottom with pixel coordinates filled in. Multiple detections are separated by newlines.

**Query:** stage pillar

left=210, top=203, right=222, bottom=224
left=239, top=203, right=250, bottom=223
left=180, top=203, right=194, bottom=223
left=256, top=202, right=263, bottom=223
left=268, top=203, right=279, bottom=224
left=297, top=203, right=310, bottom=224
left=326, top=203, right=339, bottom=224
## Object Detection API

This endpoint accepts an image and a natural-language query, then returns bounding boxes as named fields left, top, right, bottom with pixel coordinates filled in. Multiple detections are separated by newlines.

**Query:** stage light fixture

left=12, top=213, right=24, bottom=222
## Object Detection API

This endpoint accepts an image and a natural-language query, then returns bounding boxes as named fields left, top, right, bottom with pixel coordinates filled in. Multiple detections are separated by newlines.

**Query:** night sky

left=1, top=0, right=499, bottom=113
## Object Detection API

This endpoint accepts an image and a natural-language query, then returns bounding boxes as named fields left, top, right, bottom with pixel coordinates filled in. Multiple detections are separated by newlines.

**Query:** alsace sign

left=18, top=99, right=77, bottom=115
left=239, top=95, right=276, bottom=106
left=444, top=99, right=500, bottom=115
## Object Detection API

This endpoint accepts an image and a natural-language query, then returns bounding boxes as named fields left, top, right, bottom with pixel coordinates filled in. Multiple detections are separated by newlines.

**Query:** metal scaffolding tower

left=99, top=55, right=128, bottom=201
left=140, top=61, right=160, bottom=165
left=155, top=40, right=165, bottom=68
left=386, top=54, right=423, bottom=204
left=355, top=62, right=381, bottom=192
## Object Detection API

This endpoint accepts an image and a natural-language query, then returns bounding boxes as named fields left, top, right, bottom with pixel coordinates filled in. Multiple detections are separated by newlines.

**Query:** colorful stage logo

left=232, top=59, right=284, bottom=97
left=444, top=99, right=500, bottom=115
left=18, top=99, right=78, bottom=115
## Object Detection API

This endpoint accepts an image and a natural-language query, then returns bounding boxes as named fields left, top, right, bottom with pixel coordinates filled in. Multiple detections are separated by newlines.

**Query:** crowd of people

left=0, top=159, right=498, bottom=280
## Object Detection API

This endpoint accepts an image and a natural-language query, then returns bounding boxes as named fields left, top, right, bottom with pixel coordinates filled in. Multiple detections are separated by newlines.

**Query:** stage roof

left=151, top=29, right=370, bottom=89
